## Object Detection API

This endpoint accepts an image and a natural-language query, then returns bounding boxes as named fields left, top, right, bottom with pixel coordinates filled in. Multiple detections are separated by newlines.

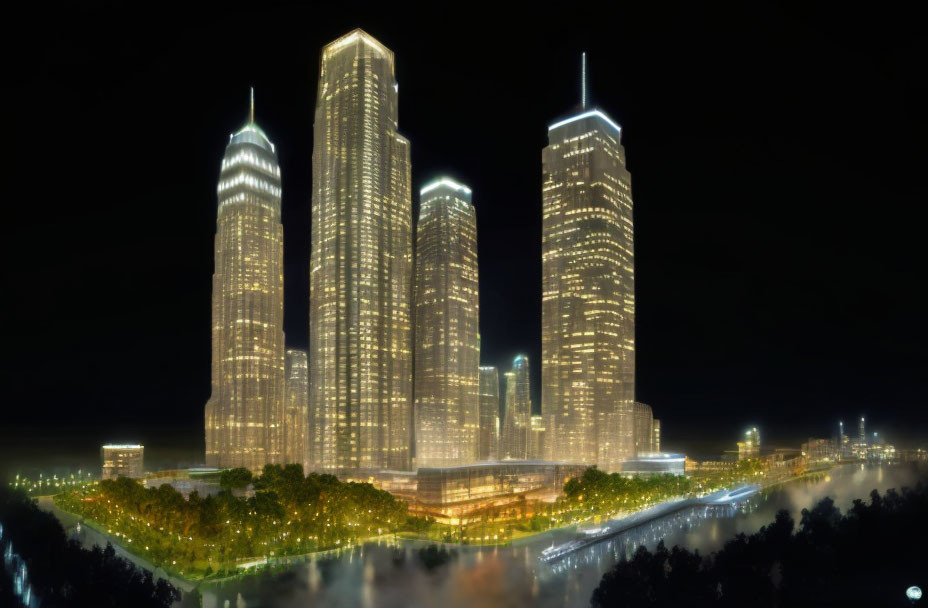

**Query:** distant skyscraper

left=859, top=416, right=866, bottom=446
left=283, top=349, right=309, bottom=468
left=738, top=427, right=760, bottom=460
left=309, top=29, right=413, bottom=472
left=500, top=355, right=532, bottom=460
left=205, top=91, right=285, bottom=470
left=542, top=57, right=635, bottom=470
left=414, top=178, right=480, bottom=467
left=478, top=366, right=500, bottom=461
left=530, top=415, right=547, bottom=460
left=652, top=419, right=661, bottom=452
left=633, top=402, right=654, bottom=456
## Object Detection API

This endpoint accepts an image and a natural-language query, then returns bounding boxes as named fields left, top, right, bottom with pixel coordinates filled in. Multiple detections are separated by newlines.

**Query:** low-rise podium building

left=413, top=460, right=587, bottom=523
left=101, top=444, right=144, bottom=479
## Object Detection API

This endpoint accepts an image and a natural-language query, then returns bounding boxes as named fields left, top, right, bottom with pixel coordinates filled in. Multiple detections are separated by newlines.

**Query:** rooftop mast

left=581, top=52, right=588, bottom=109
left=249, top=87, right=255, bottom=123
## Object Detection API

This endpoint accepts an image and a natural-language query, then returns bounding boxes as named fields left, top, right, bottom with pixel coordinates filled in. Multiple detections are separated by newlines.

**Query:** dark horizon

left=3, top=2, right=926, bottom=475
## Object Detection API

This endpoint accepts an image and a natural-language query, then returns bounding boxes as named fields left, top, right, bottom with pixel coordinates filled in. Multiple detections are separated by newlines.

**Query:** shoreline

left=39, top=465, right=839, bottom=589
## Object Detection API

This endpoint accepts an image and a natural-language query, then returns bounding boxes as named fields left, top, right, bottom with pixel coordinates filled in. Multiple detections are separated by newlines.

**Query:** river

left=191, top=464, right=922, bottom=608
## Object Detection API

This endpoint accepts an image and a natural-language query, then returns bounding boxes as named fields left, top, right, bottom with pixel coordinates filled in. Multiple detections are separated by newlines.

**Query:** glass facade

left=542, top=107, right=635, bottom=471
left=500, top=355, right=532, bottom=460
left=205, top=99, right=286, bottom=471
left=284, top=349, right=309, bottom=468
left=415, top=461, right=587, bottom=521
left=414, top=178, right=480, bottom=467
left=309, top=29, right=413, bottom=473
left=477, top=366, right=500, bottom=461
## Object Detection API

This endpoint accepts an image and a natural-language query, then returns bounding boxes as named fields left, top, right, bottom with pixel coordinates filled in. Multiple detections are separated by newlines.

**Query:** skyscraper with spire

left=414, top=178, right=480, bottom=467
left=309, top=29, right=413, bottom=473
left=205, top=90, right=286, bottom=470
left=542, top=54, right=636, bottom=470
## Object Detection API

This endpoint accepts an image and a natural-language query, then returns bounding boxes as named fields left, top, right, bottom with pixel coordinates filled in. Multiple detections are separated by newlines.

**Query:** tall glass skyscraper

left=205, top=91, right=285, bottom=470
left=309, top=29, right=413, bottom=473
left=284, top=349, right=309, bottom=468
left=414, top=178, right=479, bottom=467
left=542, top=62, right=635, bottom=470
left=500, top=355, right=532, bottom=460
left=477, top=366, right=500, bottom=461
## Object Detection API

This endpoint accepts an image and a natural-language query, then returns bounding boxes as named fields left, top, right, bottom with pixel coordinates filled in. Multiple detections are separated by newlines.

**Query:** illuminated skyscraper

left=283, top=349, right=309, bottom=468
left=309, top=29, right=413, bottom=472
left=414, top=178, right=479, bottom=467
left=738, top=427, right=760, bottom=459
left=500, top=355, right=532, bottom=460
left=477, top=366, right=500, bottom=461
left=542, top=55, right=635, bottom=470
left=530, top=415, right=547, bottom=460
left=205, top=91, right=285, bottom=470
left=633, top=402, right=654, bottom=456
left=652, top=419, right=661, bottom=452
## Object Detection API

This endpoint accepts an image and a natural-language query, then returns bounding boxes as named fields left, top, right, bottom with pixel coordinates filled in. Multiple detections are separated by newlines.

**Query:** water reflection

left=201, top=464, right=922, bottom=608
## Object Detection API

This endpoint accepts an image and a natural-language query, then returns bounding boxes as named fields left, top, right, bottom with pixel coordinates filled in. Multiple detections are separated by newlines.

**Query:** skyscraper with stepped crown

left=542, top=54, right=636, bottom=470
left=309, top=29, right=413, bottom=473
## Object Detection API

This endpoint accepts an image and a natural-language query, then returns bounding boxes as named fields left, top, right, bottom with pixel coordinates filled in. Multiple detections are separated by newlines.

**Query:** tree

left=219, top=467, right=253, bottom=491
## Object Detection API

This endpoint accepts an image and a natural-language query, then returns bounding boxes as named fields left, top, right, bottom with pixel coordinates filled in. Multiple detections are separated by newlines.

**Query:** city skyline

left=4, top=7, right=925, bottom=474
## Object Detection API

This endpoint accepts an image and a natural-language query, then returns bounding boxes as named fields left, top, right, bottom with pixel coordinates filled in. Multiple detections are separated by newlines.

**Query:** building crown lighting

left=548, top=109, right=621, bottom=135
left=421, top=177, right=472, bottom=196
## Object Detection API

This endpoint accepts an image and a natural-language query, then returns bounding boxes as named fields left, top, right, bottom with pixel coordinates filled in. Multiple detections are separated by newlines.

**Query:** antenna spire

left=249, top=87, right=255, bottom=123
left=581, top=52, right=588, bottom=109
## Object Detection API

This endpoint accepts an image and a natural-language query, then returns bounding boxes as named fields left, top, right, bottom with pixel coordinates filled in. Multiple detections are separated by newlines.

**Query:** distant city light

left=907, top=586, right=923, bottom=601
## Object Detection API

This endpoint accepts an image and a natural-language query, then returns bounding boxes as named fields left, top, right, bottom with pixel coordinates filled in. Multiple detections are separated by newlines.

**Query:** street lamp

left=907, top=586, right=922, bottom=603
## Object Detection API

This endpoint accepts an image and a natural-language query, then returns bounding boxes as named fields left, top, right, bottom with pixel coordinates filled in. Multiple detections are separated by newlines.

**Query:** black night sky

left=3, top=2, right=926, bottom=472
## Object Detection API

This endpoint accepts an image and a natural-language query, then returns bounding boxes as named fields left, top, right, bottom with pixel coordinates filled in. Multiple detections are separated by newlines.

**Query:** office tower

left=633, top=402, right=654, bottom=456
left=541, top=55, right=635, bottom=471
left=283, top=349, right=309, bottom=467
left=414, top=178, right=480, bottom=467
left=859, top=416, right=866, bottom=446
left=205, top=91, right=286, bottom=470
left=530, top=415, right=547, bottom=460
left=652, top=419, right=661, bottom=453
left=500, top=355, right=532, bottom=460
left=739, top=427, right=760, bottom=460
left=309, top=29, right=413, bottom=473
left=477, top=366, right=500, bottom=461
left=101, top=444, right=144, bottom=480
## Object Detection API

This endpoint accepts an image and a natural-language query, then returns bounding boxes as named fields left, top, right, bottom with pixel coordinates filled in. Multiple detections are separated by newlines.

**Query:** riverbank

left=39, top=465, right=835, bottom=591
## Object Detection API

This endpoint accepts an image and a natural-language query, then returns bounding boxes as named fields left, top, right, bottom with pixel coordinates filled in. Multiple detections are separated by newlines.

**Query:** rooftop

left=421, top=177, right=472, bottom=197
left=548, top=109, right=621, bottom=135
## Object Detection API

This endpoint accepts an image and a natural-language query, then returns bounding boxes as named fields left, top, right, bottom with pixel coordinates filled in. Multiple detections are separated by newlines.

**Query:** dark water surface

left=201, top=465, right=921, bottom=608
